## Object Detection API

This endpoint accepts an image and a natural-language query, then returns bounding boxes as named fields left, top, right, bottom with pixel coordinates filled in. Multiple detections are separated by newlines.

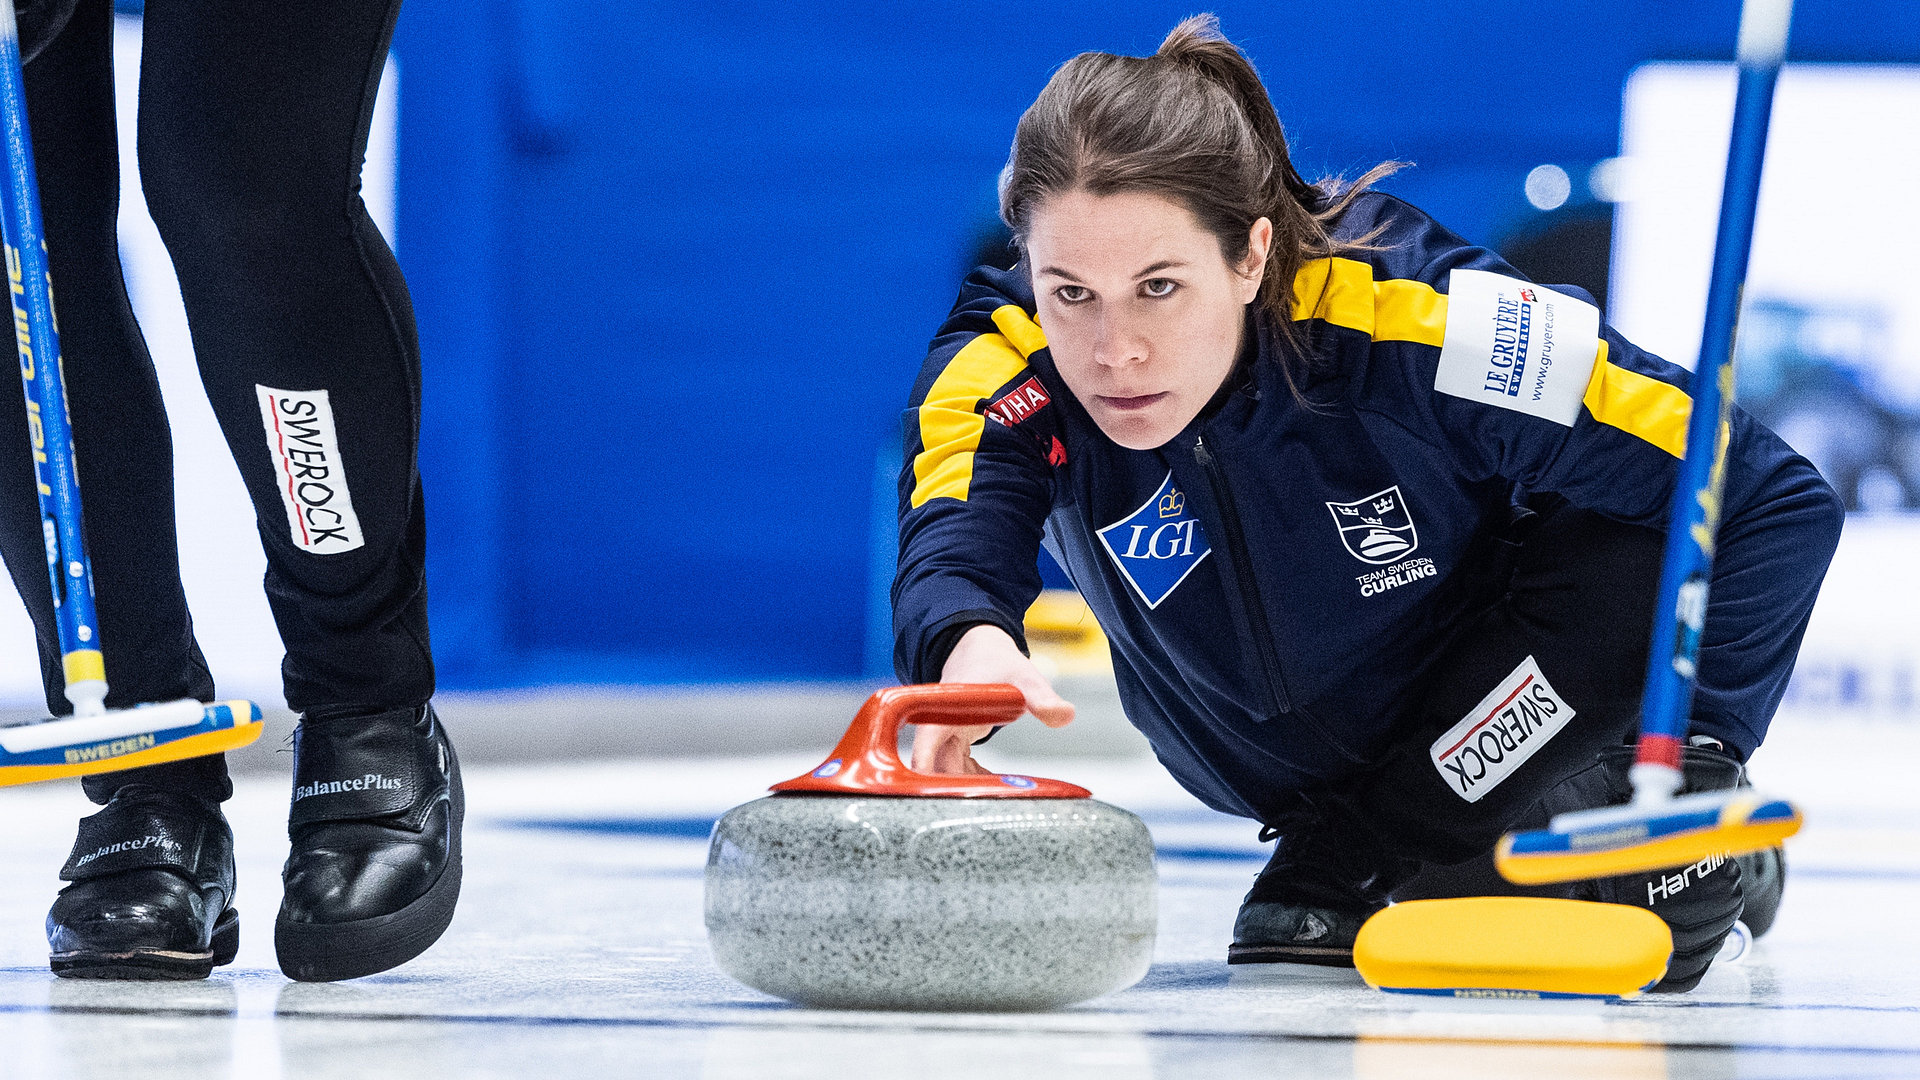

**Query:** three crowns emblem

left=1324, top=484, right=1419, bottom=565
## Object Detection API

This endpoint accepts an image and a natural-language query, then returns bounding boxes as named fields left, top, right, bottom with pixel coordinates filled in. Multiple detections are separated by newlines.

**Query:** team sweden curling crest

left=1098, top=470, right=1212, bottom=609
left=1327, top=486, right=1419, bottom=565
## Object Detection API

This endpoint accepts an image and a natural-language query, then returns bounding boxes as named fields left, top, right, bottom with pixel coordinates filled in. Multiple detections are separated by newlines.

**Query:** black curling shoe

left=47, top=786, right=238, bottom=980
left=275, top=703, right=463, bottom=982
left=1228, top=813, right=1410, bottom=967
left=1734, top=845, right=1786, bottom=939
left=1229, top=900, right=1373, bottom=966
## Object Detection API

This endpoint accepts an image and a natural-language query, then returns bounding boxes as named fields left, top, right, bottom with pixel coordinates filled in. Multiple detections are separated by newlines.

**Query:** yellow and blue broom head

left=0, top=699, right=263, bottom=787
left=1496, top=788, right=1801, bottom=886
left=1355, top=897, right=1673, bottom=1000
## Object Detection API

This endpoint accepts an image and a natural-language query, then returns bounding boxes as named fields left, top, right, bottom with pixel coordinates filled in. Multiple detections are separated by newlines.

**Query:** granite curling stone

left=704, top=684, right=1158, bottom=1011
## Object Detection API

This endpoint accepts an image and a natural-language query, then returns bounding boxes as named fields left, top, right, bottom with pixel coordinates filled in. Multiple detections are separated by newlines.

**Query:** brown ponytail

left=999, top=14, right=1399, bottom=390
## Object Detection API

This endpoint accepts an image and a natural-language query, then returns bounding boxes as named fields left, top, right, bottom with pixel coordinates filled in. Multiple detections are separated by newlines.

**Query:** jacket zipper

left=1194, top=435, right=1366, bottom=762
left=1193, top=435, right=1293, bottom=717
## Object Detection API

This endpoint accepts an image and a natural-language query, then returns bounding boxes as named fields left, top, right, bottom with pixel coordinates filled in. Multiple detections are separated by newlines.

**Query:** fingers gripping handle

left=870, top=682, right=1029, bottom=732
left=770, top=684, right=1091, bottom=798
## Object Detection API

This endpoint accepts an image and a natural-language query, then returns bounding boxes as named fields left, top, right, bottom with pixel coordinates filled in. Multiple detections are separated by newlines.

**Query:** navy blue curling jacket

left=893, top=192, right=1840, bottom=824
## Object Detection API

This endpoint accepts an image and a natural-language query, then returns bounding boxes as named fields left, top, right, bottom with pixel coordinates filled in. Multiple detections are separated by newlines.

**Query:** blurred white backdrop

left=1613, top=63, right=1920, bottom=722
left=1612, top=65, right=1920, bottom=389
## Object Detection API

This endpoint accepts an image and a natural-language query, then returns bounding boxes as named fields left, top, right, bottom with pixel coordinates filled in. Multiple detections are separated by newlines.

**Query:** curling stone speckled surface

left=705, top=793, right=1157, bottom=1011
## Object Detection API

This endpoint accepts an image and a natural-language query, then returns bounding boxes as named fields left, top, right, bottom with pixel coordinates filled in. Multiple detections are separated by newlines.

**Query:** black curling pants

left=1330, top=505, right=1772, bottom=990
left=1256, top=504, right=1755, bottom=987
left=1334, top=502, right=1671, bottom=867
left=0, top=0, right=430, bottom=805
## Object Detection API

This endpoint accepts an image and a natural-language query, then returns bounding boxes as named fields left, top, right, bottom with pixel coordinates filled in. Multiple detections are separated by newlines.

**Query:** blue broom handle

left=0, top=0, right=108, bottom=716
left=1637, top=0, right=1792, bottom=771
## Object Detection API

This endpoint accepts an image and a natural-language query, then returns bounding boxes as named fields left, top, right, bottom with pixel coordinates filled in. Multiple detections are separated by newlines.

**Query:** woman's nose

left=1090, top=311, right=1145, bottom=369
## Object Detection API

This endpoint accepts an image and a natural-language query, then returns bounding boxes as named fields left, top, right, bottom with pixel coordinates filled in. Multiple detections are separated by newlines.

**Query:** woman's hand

left=911, top=624, right=1075, bottom=774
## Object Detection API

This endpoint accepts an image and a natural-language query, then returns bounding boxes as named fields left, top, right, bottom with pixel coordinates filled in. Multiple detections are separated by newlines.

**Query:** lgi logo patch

left=1326, top=485, right=1418, bottom=565
left=1098, top=470, right=1211, bottom=609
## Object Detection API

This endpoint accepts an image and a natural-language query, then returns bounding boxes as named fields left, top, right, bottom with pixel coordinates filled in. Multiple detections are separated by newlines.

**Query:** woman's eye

left=1055, top=285, right=1091, bottom=304
left=1141, top=278, right=1178, bottom=298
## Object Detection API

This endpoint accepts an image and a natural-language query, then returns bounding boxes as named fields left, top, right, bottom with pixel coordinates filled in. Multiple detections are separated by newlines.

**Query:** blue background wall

left=392, top=1, right=1919, bottom=688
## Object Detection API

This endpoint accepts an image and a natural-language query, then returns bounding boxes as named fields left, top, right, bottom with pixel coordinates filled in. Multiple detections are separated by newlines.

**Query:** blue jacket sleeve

left=1348, top=205, right=1843, bottom=755
left=891, top=266, right=1058, bottom=684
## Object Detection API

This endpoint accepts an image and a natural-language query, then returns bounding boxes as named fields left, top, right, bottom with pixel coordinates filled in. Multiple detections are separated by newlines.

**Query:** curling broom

left=1355, top=898, right=1674, bottom=999
left=0, top=0, right=260, bottom=786
left=1496, top=0, right=1801, bottom=885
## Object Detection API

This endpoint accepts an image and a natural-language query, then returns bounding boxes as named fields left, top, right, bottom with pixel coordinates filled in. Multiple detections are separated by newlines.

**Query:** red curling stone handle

left=769, top=683, right=1092, bottom=798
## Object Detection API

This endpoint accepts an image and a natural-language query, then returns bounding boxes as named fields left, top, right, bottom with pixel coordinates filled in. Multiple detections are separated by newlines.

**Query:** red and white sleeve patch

left=983, top=377, right=1052, bottom=427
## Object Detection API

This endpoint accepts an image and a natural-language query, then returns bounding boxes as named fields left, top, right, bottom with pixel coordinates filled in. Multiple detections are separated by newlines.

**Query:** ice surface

left=0, top=711, right=1913, bottom=1078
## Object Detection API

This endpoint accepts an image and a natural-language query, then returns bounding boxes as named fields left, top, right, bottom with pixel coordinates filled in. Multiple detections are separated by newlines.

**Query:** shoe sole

left=274, top=742, right=464, bottom=982
left=1734, top=845, right=1786, bottom=939
left=1226, top=941, right=1355, bottom=967
left=51, top=907, right=239, bottom=981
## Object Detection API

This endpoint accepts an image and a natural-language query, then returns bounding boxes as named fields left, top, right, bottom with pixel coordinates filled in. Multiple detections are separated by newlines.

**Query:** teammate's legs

left=136, top=0, right=429, bottom=712
left=0, top=0, right=226, bottom=798
left=0, top=0, right=239, bottom=980
left=136, top=0, right=459, bottom=981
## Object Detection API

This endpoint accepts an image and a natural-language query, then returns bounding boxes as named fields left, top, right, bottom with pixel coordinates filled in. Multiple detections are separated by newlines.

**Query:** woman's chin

left=1090, top=408, right=1186, bottom=451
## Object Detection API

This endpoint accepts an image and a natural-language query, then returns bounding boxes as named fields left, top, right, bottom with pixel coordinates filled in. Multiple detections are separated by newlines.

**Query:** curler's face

left=1026, top=188, right=1268, bottom=450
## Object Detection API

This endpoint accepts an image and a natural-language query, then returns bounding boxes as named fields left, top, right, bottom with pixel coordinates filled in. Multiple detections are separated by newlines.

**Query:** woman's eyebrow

left=1037, top=259, right=1187, bottom=281
left=1134, top=259, right=1187, bottom=277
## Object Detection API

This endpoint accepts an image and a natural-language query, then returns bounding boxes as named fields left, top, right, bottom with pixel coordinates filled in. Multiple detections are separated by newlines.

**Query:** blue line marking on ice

left=494, top=819, right=1919, bottom=882
left=1152, top=846, right=1267, bottom=862
left=499, top=818, right=1276, bottom=862
left=501, top=816, right=719, bottom=840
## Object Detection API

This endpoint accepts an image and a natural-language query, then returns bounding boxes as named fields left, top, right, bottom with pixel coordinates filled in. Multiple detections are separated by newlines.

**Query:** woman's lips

left=1096, top=392, right=1168, bottom=413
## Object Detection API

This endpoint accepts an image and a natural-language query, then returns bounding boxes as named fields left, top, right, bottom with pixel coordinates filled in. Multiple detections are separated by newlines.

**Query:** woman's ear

left=1237, top=217, right=1273, bottom=303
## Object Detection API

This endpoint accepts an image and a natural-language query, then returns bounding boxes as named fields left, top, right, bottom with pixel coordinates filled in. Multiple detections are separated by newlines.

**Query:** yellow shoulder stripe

left=1581, top=341, right=1690, bottom=458
left=909, top=304, right=1040, bottom=507
left=991, top=304, right=1047, bottom=358
left=1293, top=258, right=1688, bottom=456
left=1291, top=257, right=1448, bottom=347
